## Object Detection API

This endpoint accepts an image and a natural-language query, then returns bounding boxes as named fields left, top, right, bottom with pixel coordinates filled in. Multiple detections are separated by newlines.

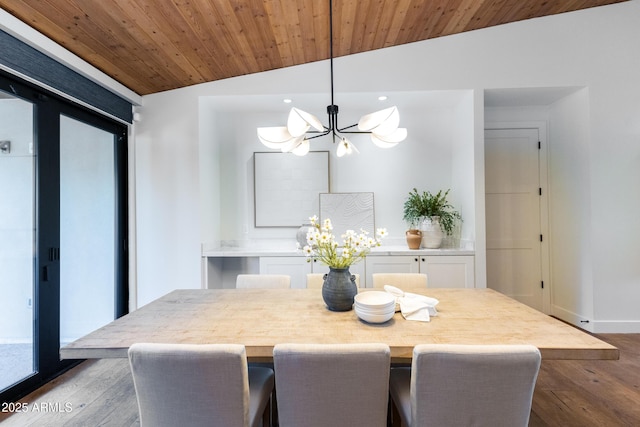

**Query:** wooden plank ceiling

left=0, top=0, right=627, bottom=96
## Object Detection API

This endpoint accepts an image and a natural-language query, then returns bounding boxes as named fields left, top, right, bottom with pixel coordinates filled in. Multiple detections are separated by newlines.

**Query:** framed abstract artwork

left=254, top=151, right=330, bottom=227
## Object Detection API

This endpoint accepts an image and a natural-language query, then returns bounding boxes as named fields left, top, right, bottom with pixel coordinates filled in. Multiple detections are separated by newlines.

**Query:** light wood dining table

left=60, top=288, right=618, bottom=362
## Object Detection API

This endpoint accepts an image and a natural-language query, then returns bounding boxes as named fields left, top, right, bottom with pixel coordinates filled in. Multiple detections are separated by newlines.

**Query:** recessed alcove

left=199, top=89, right=476, bottom=250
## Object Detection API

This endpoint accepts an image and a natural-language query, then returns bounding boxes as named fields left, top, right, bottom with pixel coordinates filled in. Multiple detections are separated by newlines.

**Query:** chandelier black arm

left=304, top=124, right=371, bottom=142
left=304, top=129, right=332, bottom=140
left=338, top=130, right=372, bottom=135
left=337, top=123, right=371, bottom=134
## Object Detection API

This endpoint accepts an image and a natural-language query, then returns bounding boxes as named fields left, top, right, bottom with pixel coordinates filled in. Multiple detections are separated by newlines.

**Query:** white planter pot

left=421, top=217, right=444, bottom=249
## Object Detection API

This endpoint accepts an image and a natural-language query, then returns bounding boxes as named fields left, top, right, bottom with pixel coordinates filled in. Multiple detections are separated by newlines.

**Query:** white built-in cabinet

left=259, top=254, right=472, bottom=289
left=202, top=250, right=474, bottom=289
left=423, top=256, right=475, bottom=288
left=258, top=256, right=314, bottom=289
left=365, top=255, right=475, bottom=288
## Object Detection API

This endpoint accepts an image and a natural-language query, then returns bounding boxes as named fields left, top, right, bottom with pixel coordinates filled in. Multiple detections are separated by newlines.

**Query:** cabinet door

left=365, top=256, right=420, bottom=288
left=422, top=256, right=475, bottom=288
left=259, top=257, right=311, bottom=289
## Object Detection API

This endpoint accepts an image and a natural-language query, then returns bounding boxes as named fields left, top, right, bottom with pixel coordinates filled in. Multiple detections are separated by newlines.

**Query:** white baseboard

left=551, top=305, right=594, bottom=333
left=551, top=305, right=640, bottom=333
left=591, top=321, right=640, bottom=334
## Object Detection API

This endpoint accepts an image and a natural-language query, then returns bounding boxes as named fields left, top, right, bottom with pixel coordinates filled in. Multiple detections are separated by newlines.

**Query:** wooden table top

left=60, top=288, right=618, bottom=361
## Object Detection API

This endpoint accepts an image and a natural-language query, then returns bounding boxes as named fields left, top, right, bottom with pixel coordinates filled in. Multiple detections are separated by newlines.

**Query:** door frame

left=485, top=121, right=551, bottom=314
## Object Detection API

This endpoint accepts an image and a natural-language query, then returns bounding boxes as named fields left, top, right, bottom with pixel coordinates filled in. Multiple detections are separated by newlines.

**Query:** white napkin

left=384, top=285, right=439, bottom=322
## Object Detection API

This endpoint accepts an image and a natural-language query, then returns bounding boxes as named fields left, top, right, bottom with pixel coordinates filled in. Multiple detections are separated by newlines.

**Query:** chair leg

left=270, top=389, right=278, bottom=427
left=390, top=398, right=403, bottom=427
left=262, top=398, right=270, bottom=427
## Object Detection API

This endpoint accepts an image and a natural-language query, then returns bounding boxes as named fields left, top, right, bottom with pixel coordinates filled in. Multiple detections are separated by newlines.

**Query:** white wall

left=133, top=0, right=640, bottom=331
left=134, top=95, right=202, bottom=306
left=547, top=90, right=596, bottom=327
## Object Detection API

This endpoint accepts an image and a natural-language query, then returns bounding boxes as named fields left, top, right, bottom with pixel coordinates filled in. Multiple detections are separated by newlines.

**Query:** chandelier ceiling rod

left=329, top=0, right=335, bottom=111
left=305, top=0, right=365, bottom=143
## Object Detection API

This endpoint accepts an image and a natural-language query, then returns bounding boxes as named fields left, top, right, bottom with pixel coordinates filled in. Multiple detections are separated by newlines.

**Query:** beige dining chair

left=306, top=273, right=360, bottom=288
left=389, top=344, right=541, bottom=427
left=273, top=343, right=391, bottom=427
left=128, top=343, right=274, bottom=427
left=372, top=273, right=427, bottom=288
left=235, top=274, right=291, bottom=289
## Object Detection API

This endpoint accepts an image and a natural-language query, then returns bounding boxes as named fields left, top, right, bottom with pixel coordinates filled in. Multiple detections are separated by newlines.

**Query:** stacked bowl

left=354, top=291, right=396, bottom=324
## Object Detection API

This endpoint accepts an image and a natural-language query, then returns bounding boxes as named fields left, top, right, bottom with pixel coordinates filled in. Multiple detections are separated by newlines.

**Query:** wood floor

left=1, top=334, right=639, bottom=426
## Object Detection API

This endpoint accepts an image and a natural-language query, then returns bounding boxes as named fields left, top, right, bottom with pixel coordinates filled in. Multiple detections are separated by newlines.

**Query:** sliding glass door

left=59, top=115, right=118, bottom=345
left=0, top=91, right=36, bottom=392
left=0, top=72, right=128, bottom=402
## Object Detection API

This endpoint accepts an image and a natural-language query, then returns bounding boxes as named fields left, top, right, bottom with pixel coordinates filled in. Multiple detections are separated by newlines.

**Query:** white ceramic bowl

left=354, top=291, right=396, bottom=308
left=355, top=305, right=395, bottom=324
left=354, top=302, right=395, bottom=313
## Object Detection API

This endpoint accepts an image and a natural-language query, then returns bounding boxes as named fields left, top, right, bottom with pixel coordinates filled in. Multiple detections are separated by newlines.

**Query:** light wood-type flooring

left=1, top=334, right=639, bottom=426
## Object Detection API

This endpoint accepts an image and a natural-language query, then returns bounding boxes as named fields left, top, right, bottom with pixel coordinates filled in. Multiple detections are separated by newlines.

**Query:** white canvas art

left=254, top=151, right=329, bottom=227
left=319, top=192, right=375, bottom=238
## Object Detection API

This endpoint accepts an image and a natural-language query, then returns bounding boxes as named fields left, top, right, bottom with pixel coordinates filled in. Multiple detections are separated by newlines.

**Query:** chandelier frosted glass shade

left=257, top=108, right=325, bottom=156
left=358, top=106, right=407, bottom=148
left=371, top=128, right=408, bottom=148
left=358, top=106, right=399, bottom=132
left=287, top=107, right=324, bottom=136
left=336, top=138, right=358, bottom=157
left=256, top=126, right=294, bottom=148
left=291, top=139, right=310, bottom=156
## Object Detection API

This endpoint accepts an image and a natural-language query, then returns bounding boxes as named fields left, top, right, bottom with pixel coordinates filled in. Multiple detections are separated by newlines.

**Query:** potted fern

left=404, top=188, right=461, bottom=248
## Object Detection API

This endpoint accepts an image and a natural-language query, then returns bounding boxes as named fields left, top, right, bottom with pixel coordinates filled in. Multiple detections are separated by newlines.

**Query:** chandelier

left=256, top=0, right=407, bottom=157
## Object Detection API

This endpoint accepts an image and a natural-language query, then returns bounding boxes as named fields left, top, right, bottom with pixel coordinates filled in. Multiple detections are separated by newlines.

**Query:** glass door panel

left=59, top=115, right=116, bottom=346
left=0, top=93, right=36, bottom=391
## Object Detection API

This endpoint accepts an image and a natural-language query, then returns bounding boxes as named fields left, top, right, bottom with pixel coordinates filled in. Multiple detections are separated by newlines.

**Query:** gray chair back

left=390, top=344, right=541, bottom=427
left=372, top=273, right=427, bottom=288
left=128, top=343, right=274, bottom=427
left=273, top=343, right=390, bottom=427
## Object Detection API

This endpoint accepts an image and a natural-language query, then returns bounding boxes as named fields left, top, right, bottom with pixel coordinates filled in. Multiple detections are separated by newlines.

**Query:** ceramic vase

left=296, top=223, right=312, bottom=248
left=421, top=217, right=444, bottom=249
left=322, top=267, right=358, bottom=311
left=405, top=229, right=422, bottom=249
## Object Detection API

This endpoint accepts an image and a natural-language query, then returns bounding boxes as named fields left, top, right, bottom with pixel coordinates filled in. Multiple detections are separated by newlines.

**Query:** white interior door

left=485, top=128, right=544, bottom=311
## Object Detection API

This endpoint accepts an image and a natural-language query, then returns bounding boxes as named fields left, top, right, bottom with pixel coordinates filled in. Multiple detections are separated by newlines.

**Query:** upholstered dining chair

left=128, top=343, right=274, bottom=427
left=273, top=343, right=391, bottom=427
left=372, top=273, right=427, bottom=288
left=306, top=273, right=360, bottom=288
left=389, top=344, right=541, bottom=427
left=236, top=274, right=291, bottom=289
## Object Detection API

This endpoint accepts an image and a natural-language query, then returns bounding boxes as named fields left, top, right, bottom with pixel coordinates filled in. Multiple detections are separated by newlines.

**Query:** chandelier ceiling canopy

left=256, top=0, right=407, bottom=157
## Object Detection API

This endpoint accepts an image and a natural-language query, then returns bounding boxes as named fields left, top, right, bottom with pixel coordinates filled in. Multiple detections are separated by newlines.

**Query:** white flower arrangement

left=301, top=215, right=388, bottom=269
